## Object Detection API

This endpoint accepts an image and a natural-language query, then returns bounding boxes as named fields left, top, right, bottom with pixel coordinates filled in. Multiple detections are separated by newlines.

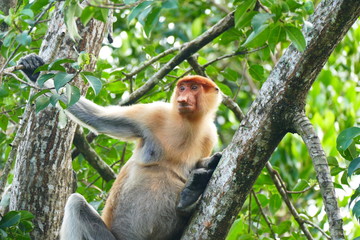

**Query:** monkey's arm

left=19, top=54, right=163, bottom=163
left=176, top=152, right=222, bottom=214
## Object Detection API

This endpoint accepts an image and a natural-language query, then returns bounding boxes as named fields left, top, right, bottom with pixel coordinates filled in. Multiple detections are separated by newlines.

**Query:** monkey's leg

left=60, top=193, right=116, bottom=240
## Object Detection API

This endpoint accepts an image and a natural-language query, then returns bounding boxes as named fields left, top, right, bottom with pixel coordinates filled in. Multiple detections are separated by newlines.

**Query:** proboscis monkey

left=19, top=54, right=222, bottom=240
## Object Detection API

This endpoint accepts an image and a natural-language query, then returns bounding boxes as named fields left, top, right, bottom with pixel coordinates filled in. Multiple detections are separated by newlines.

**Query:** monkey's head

left=172, top=75, right=221, bottom=119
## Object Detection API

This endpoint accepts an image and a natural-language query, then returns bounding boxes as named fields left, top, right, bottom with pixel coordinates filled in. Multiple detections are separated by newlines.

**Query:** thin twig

left=87, top=0, right=147, bottom=10
left=251, top=190, right=276, bottom=239
left=266, top=162, right=314, bottom=240
left=287, top=184, right=317, bottom=194
left=304, top=220, right=331, bottom=239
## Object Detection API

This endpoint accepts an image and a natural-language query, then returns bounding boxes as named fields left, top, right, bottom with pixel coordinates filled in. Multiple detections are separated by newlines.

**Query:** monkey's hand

left=177, top=168, right=213, bottom=215
left=176, top=153, right=222, bottom=215
left=18, top=53, right=45, bottom=82
left=206, top=152, right=222, bottom=170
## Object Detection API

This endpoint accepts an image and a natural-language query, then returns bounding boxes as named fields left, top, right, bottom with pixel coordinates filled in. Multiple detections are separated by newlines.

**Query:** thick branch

left=182, top=1, right=360, bottom=239
left=120, top=11, right=235, bottom=105
left=293, top=112, right=343, bottom=239
left=72, top=127, right=116, bottom=182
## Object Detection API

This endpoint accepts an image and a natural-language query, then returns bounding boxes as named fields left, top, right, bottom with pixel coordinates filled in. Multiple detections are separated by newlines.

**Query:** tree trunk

left=182, top=0, right=360, bottom=239
left=9, top=3, right=108, bottom=239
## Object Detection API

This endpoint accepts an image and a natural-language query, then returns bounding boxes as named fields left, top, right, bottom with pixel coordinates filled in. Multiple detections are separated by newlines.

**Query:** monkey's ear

left=18, top=54, right=45, bottom=82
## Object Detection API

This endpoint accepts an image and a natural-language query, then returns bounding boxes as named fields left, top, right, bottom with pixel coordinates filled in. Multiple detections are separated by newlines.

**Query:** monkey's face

left=176, top=82, right=202, bottom=115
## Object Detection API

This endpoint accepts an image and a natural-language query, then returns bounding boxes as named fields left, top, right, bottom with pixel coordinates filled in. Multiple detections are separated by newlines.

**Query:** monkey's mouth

left=178, top=103, right=195, bottom=113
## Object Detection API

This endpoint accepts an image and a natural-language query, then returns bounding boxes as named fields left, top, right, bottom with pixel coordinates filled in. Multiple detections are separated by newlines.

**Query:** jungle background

left=0, top=0, right=359, bottom=239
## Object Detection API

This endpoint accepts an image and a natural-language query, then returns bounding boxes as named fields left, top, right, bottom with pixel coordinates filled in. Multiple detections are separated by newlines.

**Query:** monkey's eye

left=179, top=85, right=186, bottom=91
left=191, top=85, right=198, bottom=90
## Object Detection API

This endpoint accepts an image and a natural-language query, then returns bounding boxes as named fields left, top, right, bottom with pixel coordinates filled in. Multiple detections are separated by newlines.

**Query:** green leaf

left=0, top=115, right=8, bottom=132
left=275, top=220, right=292, bottom=235
left=35, top=95, right=50, bottom=112
left=18, top=210, right=34, bottom=221
left=337, top=127, right=360, bottom=152
left=66, top=84, right=80, bottom=107
left=162, top=0, right=178, bottom=9
left=192, top=17, right=203, bottom=38
left=235, top=11, right=257, bottom=30
left=352, top=200, right=360, bottom=221
left=268, top=25, right=286, bottom=51
left=78, top=52, right=91, bottom=68
left=348, top=157, right=360, bottom=177
left=242, top=24, right=271, bottom=48
left=18, top=220, right=34, bottom=233
left=80, top=6, right=95, bottom=26
left=350, top=186, right=360, bottom=206
left=234, top=0, right=257, bottom=29
left=29, top=89, right=51, bottom=103
left=37, top=73, right=55, bottom=88
left=30, top=0, right=50, bottom=11
left=330, top=166, right=345, bottom=176
left=327, top=156, right=338, bottom=167
left=251, top=13, right=274, bottom=32
left=284, top=25, right=306, bottom=52
left=292, top=179, right=310, bottom=192
left=144, top=6, right=161, bottom=37
left=16, top=31, right=32, bottom=46
left=127, top=1, right=152, bottom=23
left=54, top=72, right=74, bottom=92
left=21, top=9, right=34, bottom=18
left=3, top=32, right=15, bottom=47
left=248, top=64, right=265, bottom=82
left=82, top=74, right=102, bottom=95
left=50, top=94, right=61, bottom=106
left=269, top=194, right=282, bottom=215
left=48, top=58, right=75, bottom=71
left=0, top=211, right=21, bottom=228
left=64, top=2, right=83, bottom=41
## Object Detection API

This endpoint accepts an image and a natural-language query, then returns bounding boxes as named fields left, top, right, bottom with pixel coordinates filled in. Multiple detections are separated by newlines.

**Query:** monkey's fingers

left=207, top=152, right=222, bottom=170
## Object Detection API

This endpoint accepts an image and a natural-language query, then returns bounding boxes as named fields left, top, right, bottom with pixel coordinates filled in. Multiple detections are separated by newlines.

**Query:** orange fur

left=100, top=76, right=221, bottom=238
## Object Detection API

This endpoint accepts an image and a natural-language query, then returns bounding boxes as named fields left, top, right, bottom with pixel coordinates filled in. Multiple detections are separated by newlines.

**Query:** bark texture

left=294, top=113, right=343, bottom=239
left=182, top=1, right=360, bottom=239
left=9, top=3, right=108, bottom=239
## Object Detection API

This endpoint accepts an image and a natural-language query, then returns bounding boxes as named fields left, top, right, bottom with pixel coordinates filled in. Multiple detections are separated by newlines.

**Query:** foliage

left=0, top=0, right=359, bottom=239
left=336, top=127, right=360, bottom=222
left=0, top=211, right=34, bottom=239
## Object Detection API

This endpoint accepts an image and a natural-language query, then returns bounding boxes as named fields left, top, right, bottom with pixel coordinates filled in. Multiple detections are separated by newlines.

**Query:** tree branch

left=72, top=127, right=116, bottom=182
left=293, top=112, right=343, bottom=239
left=266, top=162, right=314, bottom=240
left=120, top=11, right=235, bottom=105
left=182, top=0, right=360, bottom=239
left=251, top=190, right=276, bottom=239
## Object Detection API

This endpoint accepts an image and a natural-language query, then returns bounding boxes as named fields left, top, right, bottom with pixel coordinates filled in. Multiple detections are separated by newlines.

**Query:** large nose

left=177, top=93, right=189, bottom=103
